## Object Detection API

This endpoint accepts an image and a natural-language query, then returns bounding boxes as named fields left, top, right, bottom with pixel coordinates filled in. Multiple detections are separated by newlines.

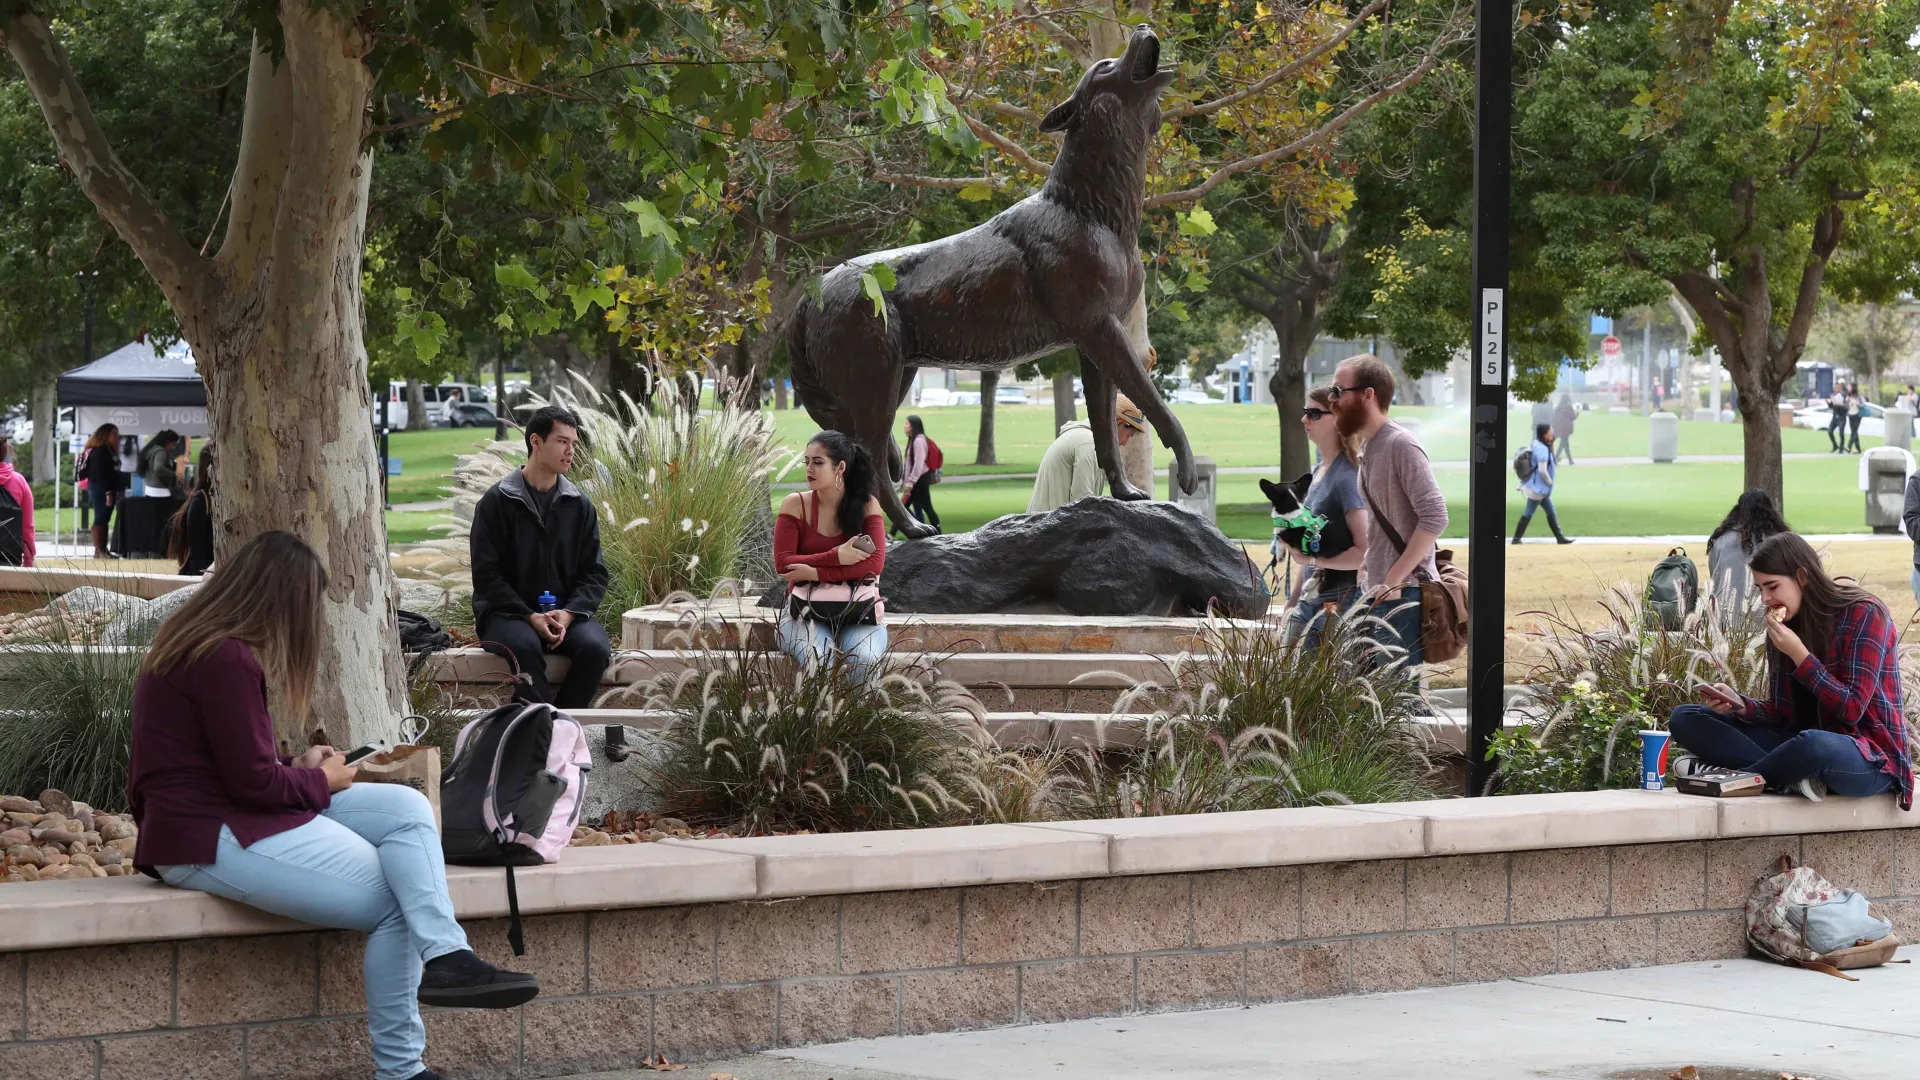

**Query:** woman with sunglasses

left=1282, top=386, right=1370, bottom=646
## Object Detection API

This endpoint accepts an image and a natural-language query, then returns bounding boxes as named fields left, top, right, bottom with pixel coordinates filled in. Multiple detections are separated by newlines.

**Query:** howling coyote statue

left=786, top=25, right=1197, bottom=538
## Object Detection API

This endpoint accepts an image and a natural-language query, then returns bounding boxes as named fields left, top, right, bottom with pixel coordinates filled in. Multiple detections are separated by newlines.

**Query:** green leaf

left=867, top=262, right=898, bottom=290
left=1167, top=300, right=1191, bottom=322
left=958, top=182, right=994, bottom=202
left=804, top=274, right=825, bottom=305
left=1183, top=271, right=1211, bottom=293
left=1177, top=208, right=1218, bottom=237
left=622, top=198, right=679, bottom=243
left=860, top=270, right=889, bottom=323
left=494, top=263, right=539, bottom=291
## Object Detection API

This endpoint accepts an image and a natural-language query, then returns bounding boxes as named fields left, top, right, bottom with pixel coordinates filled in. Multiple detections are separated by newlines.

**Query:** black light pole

left=494, top=344, right=509, bottom=442
left=1466, top=0, right=1513, bottom=796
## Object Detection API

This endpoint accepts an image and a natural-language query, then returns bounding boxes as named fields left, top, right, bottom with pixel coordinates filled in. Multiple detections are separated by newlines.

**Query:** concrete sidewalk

left=562, top=952, right=1919, bottom=1080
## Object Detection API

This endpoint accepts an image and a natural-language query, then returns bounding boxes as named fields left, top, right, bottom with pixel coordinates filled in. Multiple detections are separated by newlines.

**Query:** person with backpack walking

left=470, top=405, right=613, bottom=710
left=1707, top=489, right=1790, bottom=618
left=0, top=435, right=36, bottom=567
left=1332, top=354, right=1451, bottom=667
left=776, top=430, right=889, bottom=684
left=897, top=414, right=942, bottom=535
left=1669, top=532, right=1913, bottom=805
left=1512, top=423, right=1573, bottom=545
left=82, top=423, right=125, bottom=559
left=131, top=531, right=539, bottom=1080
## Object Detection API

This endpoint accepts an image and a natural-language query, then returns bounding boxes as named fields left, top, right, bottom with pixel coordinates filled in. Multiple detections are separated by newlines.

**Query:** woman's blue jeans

left=159, top=783, right=469, bottom=1080
left=777, top=615, right=888, bottom=685
left=1668, top=705, right=1896, bottom=796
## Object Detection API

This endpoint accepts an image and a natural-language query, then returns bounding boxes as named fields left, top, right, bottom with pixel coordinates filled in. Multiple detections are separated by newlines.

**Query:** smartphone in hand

left=1697, top=683, right=1743, bottom=714
left=850, top=533, right=876, bottom=554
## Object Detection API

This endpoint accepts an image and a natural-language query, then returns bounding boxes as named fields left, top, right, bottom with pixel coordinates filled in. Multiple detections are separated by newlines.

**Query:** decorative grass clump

left=0, top=606, right=146, bottom=809
left=618, top=625, right=993, bottom=834
left=1067, top=611, right=1442, bottom=816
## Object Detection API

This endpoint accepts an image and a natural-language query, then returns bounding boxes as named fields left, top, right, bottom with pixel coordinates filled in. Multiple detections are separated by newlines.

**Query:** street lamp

left=1466, top=0, right=1512, bottom=795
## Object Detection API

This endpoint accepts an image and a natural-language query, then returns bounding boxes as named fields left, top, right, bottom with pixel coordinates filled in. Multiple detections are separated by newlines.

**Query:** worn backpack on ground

left=397, top=609, right=453, bottom=653
left=440, top=702, right=591, bottom=953
left=1511, top=446, right=1536, bottom=484
left=0, top=484, right=24, bottom=567
left=1646, top=546, right=1699, bottom=631
left=1746, top=856, right=1900, bottom=980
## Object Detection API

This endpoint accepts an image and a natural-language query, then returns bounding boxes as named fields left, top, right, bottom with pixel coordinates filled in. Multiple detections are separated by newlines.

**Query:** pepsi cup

left=1639, top=729, right=1670, bottom=791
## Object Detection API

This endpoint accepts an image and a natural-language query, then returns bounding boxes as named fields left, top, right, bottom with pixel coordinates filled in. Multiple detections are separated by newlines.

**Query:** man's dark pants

left=477, top=615, right=613, bottom=710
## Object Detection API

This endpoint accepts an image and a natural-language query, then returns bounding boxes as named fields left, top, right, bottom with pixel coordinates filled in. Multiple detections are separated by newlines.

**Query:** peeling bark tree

left=6, top=7, right=406, bottom=744
left=1229, top=221, right=1341, bottom=480
left=975, top=369, right=999, bottom=465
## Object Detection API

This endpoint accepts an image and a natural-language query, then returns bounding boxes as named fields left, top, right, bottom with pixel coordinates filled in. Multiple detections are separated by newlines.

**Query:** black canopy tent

left=55, top=340, right=208, bottom=559
left=56, top=339, right=207, bottom=409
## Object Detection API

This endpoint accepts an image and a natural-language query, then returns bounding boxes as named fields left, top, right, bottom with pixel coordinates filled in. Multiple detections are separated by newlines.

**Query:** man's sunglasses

left=1301, top=407, right=1330, bottom=422
left=1326, top=383, right=1368, bottom=399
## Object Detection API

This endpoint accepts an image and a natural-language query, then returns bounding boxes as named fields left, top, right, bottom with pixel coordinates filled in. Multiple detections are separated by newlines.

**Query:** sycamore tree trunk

left=30, top=371, right=56, bottom=484
left=1052, top=370, right=1076, bottom=431
left=976, top=370, right=999, bottom=464
left=405, top=378, right=430, bottom=431
left=7, top=5, right=407, bottom=746
left=1671, top=212, right=1844, bottom=513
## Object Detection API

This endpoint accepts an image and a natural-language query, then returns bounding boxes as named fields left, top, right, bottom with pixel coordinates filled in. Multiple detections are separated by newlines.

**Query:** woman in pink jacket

left=0, top=434, right=36, bottom=566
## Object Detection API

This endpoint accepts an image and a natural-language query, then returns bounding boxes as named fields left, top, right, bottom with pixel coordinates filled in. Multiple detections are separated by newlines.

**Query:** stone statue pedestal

left=1167, top=455, right=1216, bottom=522
left=1887, top=408, right=1913, bottom=451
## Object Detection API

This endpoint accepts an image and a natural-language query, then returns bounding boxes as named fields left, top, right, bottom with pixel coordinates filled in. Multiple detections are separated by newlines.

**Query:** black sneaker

left=409, top=1071, right=444, bottom=1080
left=418, top=949, right=540, bottom=1009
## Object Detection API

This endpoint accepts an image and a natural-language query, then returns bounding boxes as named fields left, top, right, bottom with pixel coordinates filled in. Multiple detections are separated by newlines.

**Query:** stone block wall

left=6, top=829, right=1917, bottom=1080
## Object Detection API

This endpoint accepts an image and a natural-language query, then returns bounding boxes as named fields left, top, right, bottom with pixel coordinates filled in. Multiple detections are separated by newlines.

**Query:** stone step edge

left=4, top=788, right=1911, bottom=955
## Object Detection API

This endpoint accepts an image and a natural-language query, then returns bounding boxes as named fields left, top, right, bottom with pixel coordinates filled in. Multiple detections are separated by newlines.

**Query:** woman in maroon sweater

left=130, top=531, right=537, bottom=1080
left=774, top=430, right=888, bottom=683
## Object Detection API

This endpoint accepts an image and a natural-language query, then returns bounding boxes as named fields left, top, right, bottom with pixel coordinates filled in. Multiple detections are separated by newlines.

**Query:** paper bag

left=354, top=744, right=442, bottom=830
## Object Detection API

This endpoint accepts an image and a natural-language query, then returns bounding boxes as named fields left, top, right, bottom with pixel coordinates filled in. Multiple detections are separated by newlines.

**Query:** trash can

left=1887, top=407, right=1914, bottom=451
left=1779, top=404, right=1797, bottom=430
left=1168, top=455, right=1217, bottom=523
left=1862, top=447, right=1914, bottom=533
left=1649, top=412, right=1679, bottom=463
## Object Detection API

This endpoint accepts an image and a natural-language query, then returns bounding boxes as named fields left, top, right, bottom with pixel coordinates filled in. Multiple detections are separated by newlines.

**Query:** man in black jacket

left=470, top=405, right=612, bottom=708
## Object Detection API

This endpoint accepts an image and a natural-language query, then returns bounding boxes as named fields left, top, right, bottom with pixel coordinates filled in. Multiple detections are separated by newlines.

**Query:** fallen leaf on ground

left=644, top=1055, right=687, bottom=1072
left=707, top=1074, right=738, bottom=1079
left=1670, top=1067, right=1699, bottom=1080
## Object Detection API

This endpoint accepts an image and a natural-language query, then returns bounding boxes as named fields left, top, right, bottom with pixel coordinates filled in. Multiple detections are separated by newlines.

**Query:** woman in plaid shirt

left=1670, top=533, right=1914, bottom=806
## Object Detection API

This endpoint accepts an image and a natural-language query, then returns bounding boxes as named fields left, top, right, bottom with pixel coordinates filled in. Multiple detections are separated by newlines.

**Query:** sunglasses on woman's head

left=1301, top=407, right=1330, bottom=422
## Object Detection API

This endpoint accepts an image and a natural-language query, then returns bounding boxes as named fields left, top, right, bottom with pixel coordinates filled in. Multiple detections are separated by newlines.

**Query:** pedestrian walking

left=1280, top=386, right=1370, bottom=647
left=1552, top=393, right=1577, bottom=465
left=1846, top=383, right=1865, bottom=453
left=1827, top=386, right=1848, bottom=452
left=82, top=423, right=125, bottom=559
left=1331, top=354, right=1448, bottom=666
left=1512, top=424, right=1573, bottom=545
left=896, top=415, right=941, bottom=535
left=0, top=435, right=36, bottom=567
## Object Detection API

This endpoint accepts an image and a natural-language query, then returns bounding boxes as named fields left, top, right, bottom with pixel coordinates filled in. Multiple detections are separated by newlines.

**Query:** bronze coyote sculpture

left=787, top=25, right=1198, bottom=538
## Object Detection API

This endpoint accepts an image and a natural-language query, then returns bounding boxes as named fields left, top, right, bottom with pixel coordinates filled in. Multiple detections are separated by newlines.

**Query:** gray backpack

left=1646, top=546, right=1699, bottom=631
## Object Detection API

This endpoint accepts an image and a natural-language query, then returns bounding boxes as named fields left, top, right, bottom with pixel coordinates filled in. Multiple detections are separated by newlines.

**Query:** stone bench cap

left=4, top=788, right=1912, bottom=953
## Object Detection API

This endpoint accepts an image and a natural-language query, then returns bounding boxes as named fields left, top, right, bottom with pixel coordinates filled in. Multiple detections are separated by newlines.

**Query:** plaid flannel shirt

left=1744, top=598, right=1914, bottom=810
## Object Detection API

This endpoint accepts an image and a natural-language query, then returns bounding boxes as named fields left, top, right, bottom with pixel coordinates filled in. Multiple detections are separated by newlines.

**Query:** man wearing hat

left=1027, top=395, right=1148, bottom=512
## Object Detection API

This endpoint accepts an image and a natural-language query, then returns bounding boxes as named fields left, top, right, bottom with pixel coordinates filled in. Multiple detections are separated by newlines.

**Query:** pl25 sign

left=1479, top=289, right=1505, bottom=386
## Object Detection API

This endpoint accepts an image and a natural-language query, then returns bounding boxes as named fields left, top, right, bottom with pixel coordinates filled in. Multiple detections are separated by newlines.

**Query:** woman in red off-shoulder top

left=774, top=430, right=888, bottom=683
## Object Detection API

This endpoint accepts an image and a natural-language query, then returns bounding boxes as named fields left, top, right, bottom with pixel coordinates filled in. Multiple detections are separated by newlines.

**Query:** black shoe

left=419, top=949, right=540, bottom=1009
left=1556, top=536, right=1575, bottom=545
left=409, top=1071, right=444, bottom=1080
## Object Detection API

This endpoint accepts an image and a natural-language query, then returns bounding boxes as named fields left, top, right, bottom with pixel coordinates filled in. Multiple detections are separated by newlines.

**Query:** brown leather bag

left=1361, top=479, right=1469, bottom=663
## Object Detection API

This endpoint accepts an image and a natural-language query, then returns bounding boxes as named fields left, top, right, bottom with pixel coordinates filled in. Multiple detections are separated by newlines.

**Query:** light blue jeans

left=159, top=784, right=468, bottom=1080
left=1910, top=568, right=1919, bottom=613
left=777, top=615, right=888, bottom=685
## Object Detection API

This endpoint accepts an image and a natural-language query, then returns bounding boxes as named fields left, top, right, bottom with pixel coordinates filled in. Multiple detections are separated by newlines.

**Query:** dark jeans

left=1284, top=579, right=1359, bottom=649
left=1554, top=436, right=1572, bottom=464
left=906, top=475, right=940, bottom=531
left=477, top=614, right=612, bottom=710
left=90, top=487, right=114, bottom=535
left=1848, top=416, right=1863, bottom=452
left=1359, top=583, right=1424, bottom=669
left=1829, top=415, right=1846, bottom=450
left=1667, top=705, right=1895, bottom=796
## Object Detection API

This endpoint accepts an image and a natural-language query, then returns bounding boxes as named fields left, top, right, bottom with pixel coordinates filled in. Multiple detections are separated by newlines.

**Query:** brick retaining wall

left=6, top=828, right=1917, bottom=1080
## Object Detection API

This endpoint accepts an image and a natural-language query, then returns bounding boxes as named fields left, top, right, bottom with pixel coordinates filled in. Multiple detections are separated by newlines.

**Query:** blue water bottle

left=536, top=591, right=557, bottom=613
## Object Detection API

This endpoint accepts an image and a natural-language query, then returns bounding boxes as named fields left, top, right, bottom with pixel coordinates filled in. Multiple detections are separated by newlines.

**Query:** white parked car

left=1794, top=401, right=1885, bottom=439
left=995, top=384, right=1030, bottom=405
left=915, top=387, right=956, bottom=407
left=1172, top=388, right=1218, bottom=405
left=953, top=391, right=982, bottom=406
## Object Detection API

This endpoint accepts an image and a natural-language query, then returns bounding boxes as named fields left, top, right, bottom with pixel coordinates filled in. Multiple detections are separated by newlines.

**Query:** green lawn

left=381, top=427, right=493, bottom=504
left=767, top=401, right=1836, bottom=476
left=853, top=454, right=1880, bottom=541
